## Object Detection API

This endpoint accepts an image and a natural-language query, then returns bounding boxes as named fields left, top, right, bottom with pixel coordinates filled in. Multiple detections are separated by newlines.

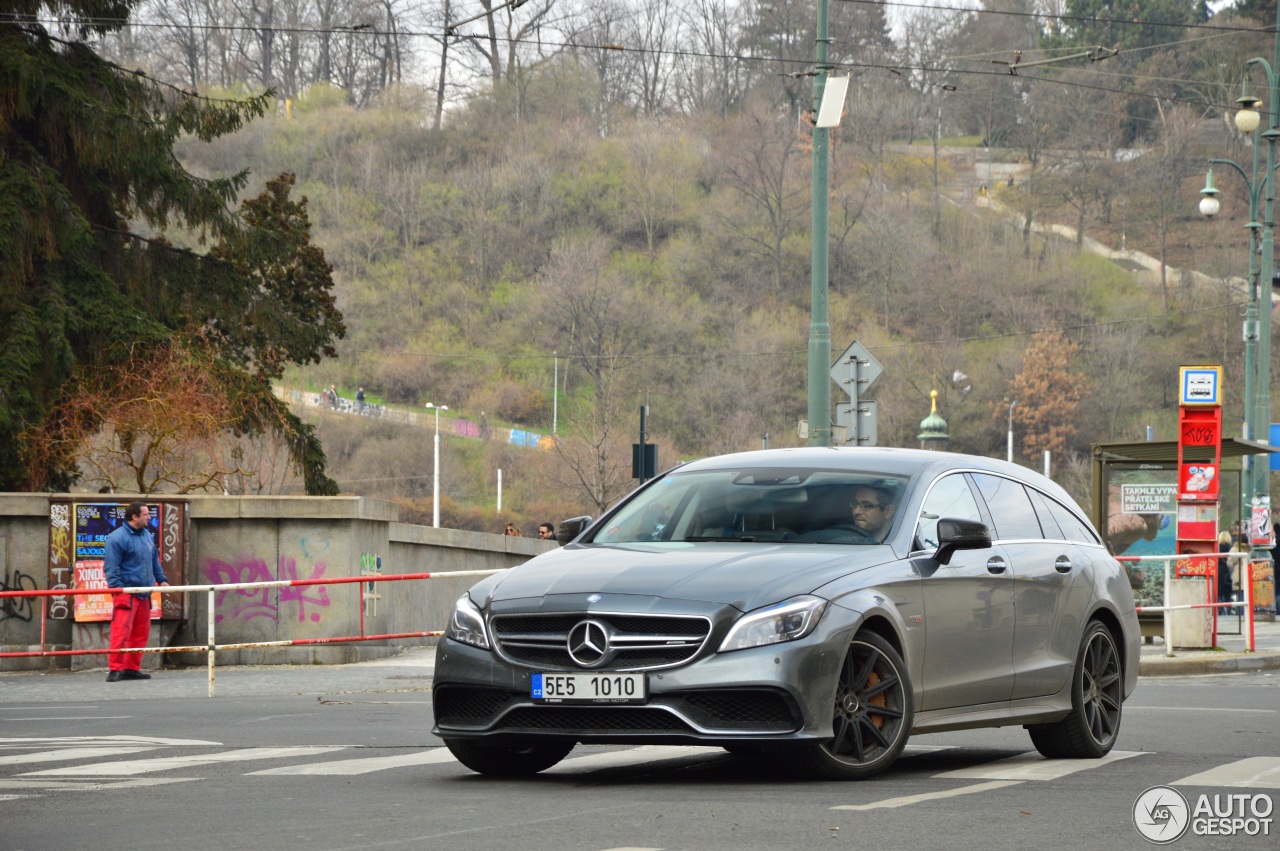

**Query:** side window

left=916, top=474, right=984, bottom=550
left=1027, top=488, right=1067, bottom=541
left=972, top=473, right=1043, bottom=540
left=1045, top=496, right=1101, bottom=545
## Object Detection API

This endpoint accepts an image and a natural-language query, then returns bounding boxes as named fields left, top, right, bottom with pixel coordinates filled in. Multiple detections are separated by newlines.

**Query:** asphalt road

left=0, top=661, right=1276, bottom=851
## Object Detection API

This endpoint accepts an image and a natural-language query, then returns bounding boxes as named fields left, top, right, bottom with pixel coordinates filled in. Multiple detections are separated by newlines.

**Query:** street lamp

left=425, top=402, right=448, bottom=528
left=1201, top=50, right=1279, bottom=560
left=1006, top=399, right=1018, bottom=464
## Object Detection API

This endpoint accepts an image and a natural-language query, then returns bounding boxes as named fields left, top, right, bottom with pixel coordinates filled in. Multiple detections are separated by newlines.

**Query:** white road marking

left=901, top=744, right=956, bottom=755
left=597, top=847, right=665, bottom=850
left=936, top=750, right=1145, bottom=781
left=1173, top=757, right=1280, bottom=789
left=249, top=749, right=458, bottom=775
left=1127, top=706, right=1276, bottom=714
left=2, top=716, right=133, bottom=722
left=0, top=777, right=198, bottom=791
left=547, top=746, right=714, bottom=772
left=23, top=747, right=344, bottom=777
left=0, top=735, right=219, bottom=747
left=832, top=780, right=1023, bottom=811
left=0, top=747, right=160, bottom=766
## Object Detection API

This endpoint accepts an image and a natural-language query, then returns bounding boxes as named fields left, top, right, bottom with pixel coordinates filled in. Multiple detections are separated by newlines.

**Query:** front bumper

left=431, top=611, right=858, bottom=746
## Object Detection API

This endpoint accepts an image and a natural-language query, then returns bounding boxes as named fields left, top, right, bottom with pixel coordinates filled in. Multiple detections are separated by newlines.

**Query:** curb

left=1139, top=650, right=1280, bottom=677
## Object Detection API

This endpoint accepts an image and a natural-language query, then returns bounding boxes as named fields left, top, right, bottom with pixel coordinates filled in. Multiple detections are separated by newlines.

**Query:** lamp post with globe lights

left=425, top=403, right=448, bottom=528
left=1201, top=49, right=1278, bottom=560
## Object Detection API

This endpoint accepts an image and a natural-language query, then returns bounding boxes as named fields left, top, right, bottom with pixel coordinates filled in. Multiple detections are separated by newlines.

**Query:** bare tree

left=673, top=0, right=751, bottom=118
left=713, top=96, right=809, bottom=294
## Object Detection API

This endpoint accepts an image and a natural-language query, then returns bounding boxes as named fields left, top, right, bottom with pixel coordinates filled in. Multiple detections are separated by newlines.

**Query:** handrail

left=1117, top=552, right=1256, bottom=655
left=0, top=570, right=504, bottom=696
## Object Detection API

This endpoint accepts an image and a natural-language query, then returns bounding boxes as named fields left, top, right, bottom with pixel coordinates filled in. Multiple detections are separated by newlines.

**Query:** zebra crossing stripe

left=832, top=780, right=1023, bottom=810
left=22, top=747, right=345, bottom=777
left=0, top=777, right=198, bottom=791
left=1172, top=757, right=1280, bottom=789
left=547, top=746, right=712, bottom=773
left=249, top=749, right=458, bottom=775
left=0, top=747, right=160, bottom=767
left=935, top=750, right=1145, bottom=781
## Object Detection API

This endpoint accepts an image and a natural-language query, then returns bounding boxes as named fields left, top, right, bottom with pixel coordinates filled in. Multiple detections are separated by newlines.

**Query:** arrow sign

left=830, top=340, right=883, bottom=397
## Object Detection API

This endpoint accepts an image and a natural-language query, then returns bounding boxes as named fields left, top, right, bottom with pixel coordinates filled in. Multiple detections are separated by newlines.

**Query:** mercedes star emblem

left=567, top=620, right=610, bottom=667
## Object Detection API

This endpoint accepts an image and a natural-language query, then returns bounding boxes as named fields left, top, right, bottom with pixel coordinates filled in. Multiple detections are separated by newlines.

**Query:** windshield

left=590, top=467, right=910, bottom=545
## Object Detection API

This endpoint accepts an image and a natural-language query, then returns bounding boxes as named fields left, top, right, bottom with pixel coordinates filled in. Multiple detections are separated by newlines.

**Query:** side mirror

left=557, top=515, right=593, bottom=545
left=934, top=517, right=992, bottom=566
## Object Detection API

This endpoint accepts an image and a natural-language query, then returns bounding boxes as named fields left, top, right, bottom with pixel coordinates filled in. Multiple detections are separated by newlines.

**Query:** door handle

left=1055, top=555, right=1072, bottom=574
left=986, top=557, right=1007, bottom=574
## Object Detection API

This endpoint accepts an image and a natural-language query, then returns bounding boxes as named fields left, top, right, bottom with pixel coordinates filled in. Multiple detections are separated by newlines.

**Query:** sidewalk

left=1138, top=613, right=1280, bottom=676
left=3, top=620, right=1277, bottom=705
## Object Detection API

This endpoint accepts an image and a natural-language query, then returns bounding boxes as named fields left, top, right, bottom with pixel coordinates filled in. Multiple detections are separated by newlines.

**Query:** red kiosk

left=1175, top=366, right=1223, bottom=642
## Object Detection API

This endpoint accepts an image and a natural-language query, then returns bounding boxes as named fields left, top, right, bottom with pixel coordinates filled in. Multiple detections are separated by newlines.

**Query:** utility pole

left=806, top=0, right=831, bottom=447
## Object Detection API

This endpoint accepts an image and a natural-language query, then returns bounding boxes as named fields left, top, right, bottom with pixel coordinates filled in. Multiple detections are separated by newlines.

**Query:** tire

left=1028, top=620, right=1123, bottom=759
left=788, top=631, right=914, bottom=780
left=443, top=739, right=574, bottom=776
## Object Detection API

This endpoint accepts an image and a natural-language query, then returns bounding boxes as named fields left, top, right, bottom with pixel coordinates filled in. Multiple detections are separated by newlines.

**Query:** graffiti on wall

left=204, top=554, right=332, bottom=624
left=1, top=568, right=39, bottom=622
left=48, top=504, right=72, bottom=619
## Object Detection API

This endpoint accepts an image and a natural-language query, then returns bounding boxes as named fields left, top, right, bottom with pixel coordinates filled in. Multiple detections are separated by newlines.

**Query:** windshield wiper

left=686, top=535, right=756, bottom=542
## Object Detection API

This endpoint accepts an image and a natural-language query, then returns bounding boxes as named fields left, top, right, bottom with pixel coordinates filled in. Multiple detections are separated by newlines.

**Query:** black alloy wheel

left=1028, top=620, right=1123, bottom=759
left=790, top=630, right=914, bottom=780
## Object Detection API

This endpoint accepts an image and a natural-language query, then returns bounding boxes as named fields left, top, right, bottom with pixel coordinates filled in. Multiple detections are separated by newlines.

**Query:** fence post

left=1163, top=556, right=1173, bottom=657
left=208, top=587, right=216, bottom=698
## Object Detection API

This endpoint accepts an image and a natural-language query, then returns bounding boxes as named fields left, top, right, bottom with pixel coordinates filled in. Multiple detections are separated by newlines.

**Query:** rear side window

left=1045, top=496, right=1101, bottom=545
left=972, top=473, right=1043, bottom=540
left=1026, top=488, right=1067, bottom=540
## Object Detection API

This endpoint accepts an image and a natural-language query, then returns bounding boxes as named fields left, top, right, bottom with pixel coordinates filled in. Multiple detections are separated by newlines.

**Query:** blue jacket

left=103, top=523, right=167, bottom=597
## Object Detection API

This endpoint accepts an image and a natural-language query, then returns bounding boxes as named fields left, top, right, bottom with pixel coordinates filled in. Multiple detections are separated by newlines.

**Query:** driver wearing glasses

left=851, top=485, right=897, bottom=541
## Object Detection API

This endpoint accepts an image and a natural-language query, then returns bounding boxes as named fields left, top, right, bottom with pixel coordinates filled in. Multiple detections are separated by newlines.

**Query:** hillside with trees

left=11, top=0, right=1276, bottom=528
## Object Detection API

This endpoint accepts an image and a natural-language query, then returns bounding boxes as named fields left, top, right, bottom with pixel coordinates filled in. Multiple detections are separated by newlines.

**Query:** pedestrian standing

left=503, top=523, right=522, bottom=537
left=356, top=386, right=366, bottom=412
left=103, top=502, right=169, bottom=682
left=537, top=522, right=556, bottom=541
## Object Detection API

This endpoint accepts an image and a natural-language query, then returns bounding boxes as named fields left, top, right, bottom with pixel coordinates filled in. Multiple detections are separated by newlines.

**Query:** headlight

left=445, top=594, right=490, bottom=650
left=718, top=596, right=828, bottom=652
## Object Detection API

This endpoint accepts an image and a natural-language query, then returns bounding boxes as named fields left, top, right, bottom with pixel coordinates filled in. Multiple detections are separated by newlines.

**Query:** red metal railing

left=0, top=570, right=503, bottom=696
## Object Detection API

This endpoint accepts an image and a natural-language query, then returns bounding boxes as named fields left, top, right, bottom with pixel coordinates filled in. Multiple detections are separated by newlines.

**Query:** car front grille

left=433, top=686, right=801, bottom=735
left=491, top=613, right=712, bottom=671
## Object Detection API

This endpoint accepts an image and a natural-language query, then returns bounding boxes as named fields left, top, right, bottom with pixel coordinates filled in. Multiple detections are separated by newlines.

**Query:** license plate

left=531, top=672, right=647, bottom=704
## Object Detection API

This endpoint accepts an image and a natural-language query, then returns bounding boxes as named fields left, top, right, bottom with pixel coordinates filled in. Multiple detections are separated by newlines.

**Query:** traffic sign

left=830, top=341, right=883, bottom=397
left=835, top=400, right=878, bottom=446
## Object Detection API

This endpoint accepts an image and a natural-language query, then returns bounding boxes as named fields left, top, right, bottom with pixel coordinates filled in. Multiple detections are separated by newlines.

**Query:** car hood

left=480, top=542, right=889, bottom=612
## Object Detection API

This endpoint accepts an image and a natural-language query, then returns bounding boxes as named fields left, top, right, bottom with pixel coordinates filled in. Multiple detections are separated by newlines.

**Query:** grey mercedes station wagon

left=432, top=447, right=1140, bottom=779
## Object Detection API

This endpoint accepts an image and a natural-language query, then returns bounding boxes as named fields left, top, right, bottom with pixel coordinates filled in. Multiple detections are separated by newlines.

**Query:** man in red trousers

left=103, top=502, right=169, bottom=682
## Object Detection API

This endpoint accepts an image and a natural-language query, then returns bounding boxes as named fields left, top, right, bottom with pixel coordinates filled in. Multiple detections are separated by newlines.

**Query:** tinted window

left=1026, top=488, right=1067, bottom=540
left=1046, top=496, right=1101, bottom=545
left=972, top=473, right=1043, bottom=540
left=916, top=474, right=984, bottom=549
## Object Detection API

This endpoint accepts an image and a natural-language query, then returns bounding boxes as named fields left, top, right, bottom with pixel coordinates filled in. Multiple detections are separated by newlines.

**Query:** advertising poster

left=1108, top=472, right=1177, bottom=558
left=1249, top=496, right=1274, bottom=547
left=73, top=560, right=112, bottom=621
left=71, top=503, right=162, bottom=623
left=1178, top=463, right=1219, bottom=502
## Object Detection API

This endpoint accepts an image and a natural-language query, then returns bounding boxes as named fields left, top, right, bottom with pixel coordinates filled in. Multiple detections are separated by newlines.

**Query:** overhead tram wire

left=834, top=0, right=1280, bottom=37
left=39, top=18, right=1268, bottom=120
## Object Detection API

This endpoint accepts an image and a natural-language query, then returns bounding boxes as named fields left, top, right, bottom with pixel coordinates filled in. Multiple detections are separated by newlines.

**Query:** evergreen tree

left=0, top=2, right=345, bottom=493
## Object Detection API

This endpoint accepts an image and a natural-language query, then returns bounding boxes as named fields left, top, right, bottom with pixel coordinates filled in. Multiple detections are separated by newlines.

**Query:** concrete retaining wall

left=0, top=494, right=554, bottom=670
